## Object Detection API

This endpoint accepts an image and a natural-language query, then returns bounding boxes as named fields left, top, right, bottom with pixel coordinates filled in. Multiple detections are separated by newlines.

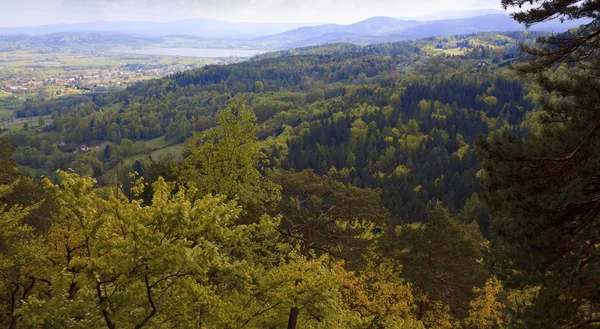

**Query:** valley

left=4, top=31, right=531, bottom=224
left=1, top=3, right=598, bottom=328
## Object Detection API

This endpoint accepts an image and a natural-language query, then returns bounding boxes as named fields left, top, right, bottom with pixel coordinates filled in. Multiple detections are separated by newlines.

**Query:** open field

left=0, top=90, right=17, bottom=103
left=435, top=48, right=466, bottom=55
left=0, top=91, right=17, bottom=117
left=0, top=51, right=222, bottom=78
left=16, top=165, right=41, bottom=177
left=151, top=143, right=184, bottom=160
left=144, top=135, right=172, bottom=149
left=123, top=142, right=184, bottom=166
left=0, top=115, right=49, bottom=133
left=0, top=109, right=12, bottom=119
left=423, top=47, right=467, bottom=56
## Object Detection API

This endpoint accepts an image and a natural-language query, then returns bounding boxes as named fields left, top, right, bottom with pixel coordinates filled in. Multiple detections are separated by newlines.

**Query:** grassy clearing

left=0, top=92, right=17, bottom=114
left=0, top=115, right=50, bottom=133
left=151, top=143, right=184, bottom=161
left=145, top=135, right=171, bottom=149
left=0, top=109, right=13, bottom=119
left=1, top=121, right=25, bottom=132
left=17, top=165, right=41, bottom=177
left=433, top=48, right=466, bottom=56
left=123, top=142, right=184, bottom=167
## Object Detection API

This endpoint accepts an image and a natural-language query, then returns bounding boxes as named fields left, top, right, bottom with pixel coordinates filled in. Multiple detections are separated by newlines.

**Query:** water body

left=114, top=48, right=267, bottom=58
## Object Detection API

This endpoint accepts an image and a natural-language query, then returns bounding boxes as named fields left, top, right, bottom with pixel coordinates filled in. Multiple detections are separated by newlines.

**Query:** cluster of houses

left=0, top=57, right=210, bottom=99
left=56, top=140, right=92, bottom=153
left=1, top=64, right=192, bottom=96
left=4, top=79, right=43, bottom=93
left=472, top=61, right=494, bottom=74
left=6, top=85, right=28, bottom=93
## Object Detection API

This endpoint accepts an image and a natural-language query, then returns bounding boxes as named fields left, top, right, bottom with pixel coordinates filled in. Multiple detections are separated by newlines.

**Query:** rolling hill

left=0, top=11, right=589, bottom=51
left=396, top=9, right=509, bottom=21
left=0, top=19, right=313, bottom=38
left=257, top=14, right=587, bottom=48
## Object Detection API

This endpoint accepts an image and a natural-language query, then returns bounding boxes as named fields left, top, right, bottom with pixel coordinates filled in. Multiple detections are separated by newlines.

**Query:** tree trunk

left=287, top=306, right=299, bottom=329
left=417, top=300, right=425, bottom=321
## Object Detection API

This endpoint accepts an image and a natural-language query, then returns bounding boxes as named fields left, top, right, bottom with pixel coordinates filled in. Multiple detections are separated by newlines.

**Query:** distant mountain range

left=0, top=10, right=589, bottom=50
left=258, top=14, right=588, bottom=48
left=0, top=20, right=314, bottom=38
left=254, top=17, right=421, bottom=46
left=396, top=9, right=509, bottom=21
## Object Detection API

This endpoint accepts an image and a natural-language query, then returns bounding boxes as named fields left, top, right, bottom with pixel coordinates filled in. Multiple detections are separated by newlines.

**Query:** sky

left=1, top=0, right=503, bottom=27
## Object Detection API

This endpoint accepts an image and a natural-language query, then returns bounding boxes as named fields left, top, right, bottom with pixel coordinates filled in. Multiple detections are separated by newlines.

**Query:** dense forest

left=2, top=0, right=599, bottom=328
left=8, top=31, right=539, bottom=226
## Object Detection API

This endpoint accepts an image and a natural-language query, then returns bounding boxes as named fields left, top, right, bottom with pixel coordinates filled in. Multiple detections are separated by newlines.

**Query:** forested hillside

left=2, top=1, right=599, bottom=326
left=8, top=32, right=539, bottom=226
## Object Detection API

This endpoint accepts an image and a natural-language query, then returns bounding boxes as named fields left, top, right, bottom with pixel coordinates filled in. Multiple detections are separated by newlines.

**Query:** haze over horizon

left=2, top=0, right=503, bottom=27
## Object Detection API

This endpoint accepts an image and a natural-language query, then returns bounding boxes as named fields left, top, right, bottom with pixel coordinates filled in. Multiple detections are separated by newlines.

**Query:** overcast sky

left=1, top=0, right=503, bottom=27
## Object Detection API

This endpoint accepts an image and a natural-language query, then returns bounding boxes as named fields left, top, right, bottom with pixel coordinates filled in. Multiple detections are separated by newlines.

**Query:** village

left=1, top=63, right=200, bottom=96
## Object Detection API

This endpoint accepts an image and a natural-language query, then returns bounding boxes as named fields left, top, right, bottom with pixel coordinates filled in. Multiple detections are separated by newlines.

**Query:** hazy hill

left=385, top=14, right=522, bottom=39
left=396, top=9, right=508, bottom=21
left=0, top=19, right=313, bottom=38
left=0, top=12, right=588, bottom=50
left=253, top=24, right=346, bottom=44
left=344, top=16, right=420, bottom=34
left=258, top=14, right=587, bottom=48
left=255, top=17, right=419, bottom=48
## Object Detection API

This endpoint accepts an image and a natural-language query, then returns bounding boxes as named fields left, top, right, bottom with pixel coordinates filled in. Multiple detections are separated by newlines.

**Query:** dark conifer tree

left=479, top=1, right=600, bottom=328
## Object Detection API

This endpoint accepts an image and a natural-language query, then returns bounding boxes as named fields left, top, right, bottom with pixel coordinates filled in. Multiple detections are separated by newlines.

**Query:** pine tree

left=479, top=1, right=600, bottom=328
left=391, top=205, right=487, bottom=323
left=269, top=169, right=390, bottom=328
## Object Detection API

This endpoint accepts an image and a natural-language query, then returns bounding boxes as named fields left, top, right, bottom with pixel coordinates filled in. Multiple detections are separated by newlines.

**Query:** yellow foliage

left=421, top=299, right=460, bottom=329
left=341, top=261, right=423, bottom=328
left=464, top=277, right=507, bottom=329
left=394, top=165, right=410, bottom=177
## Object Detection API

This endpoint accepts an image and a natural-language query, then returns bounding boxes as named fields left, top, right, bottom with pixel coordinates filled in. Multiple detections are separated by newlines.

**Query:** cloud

left=0, top=0, right=503, bottom=26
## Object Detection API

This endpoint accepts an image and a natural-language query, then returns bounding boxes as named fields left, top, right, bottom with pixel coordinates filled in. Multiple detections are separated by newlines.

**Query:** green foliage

left=0, top=169, right=442, bottom=329
left=0, top=180, right=44, bottom=329
left=270, top=169, right=392, bottom=328
left=178, top=98, right=281, bottom=213
left=390, top=205, right=488, bottom=320
left=0, top=138, right=18, bottom=184
left=464, top=278, right=508, bottom=329
left=2, top=29, right=575, bottom=329
left=341, top=260, right=422, bottom=328
left=270, top=169, right=389, bottom=261
left=479, top=1, right=600, bottom=328
left=8, top=32, right=541, bottom=228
